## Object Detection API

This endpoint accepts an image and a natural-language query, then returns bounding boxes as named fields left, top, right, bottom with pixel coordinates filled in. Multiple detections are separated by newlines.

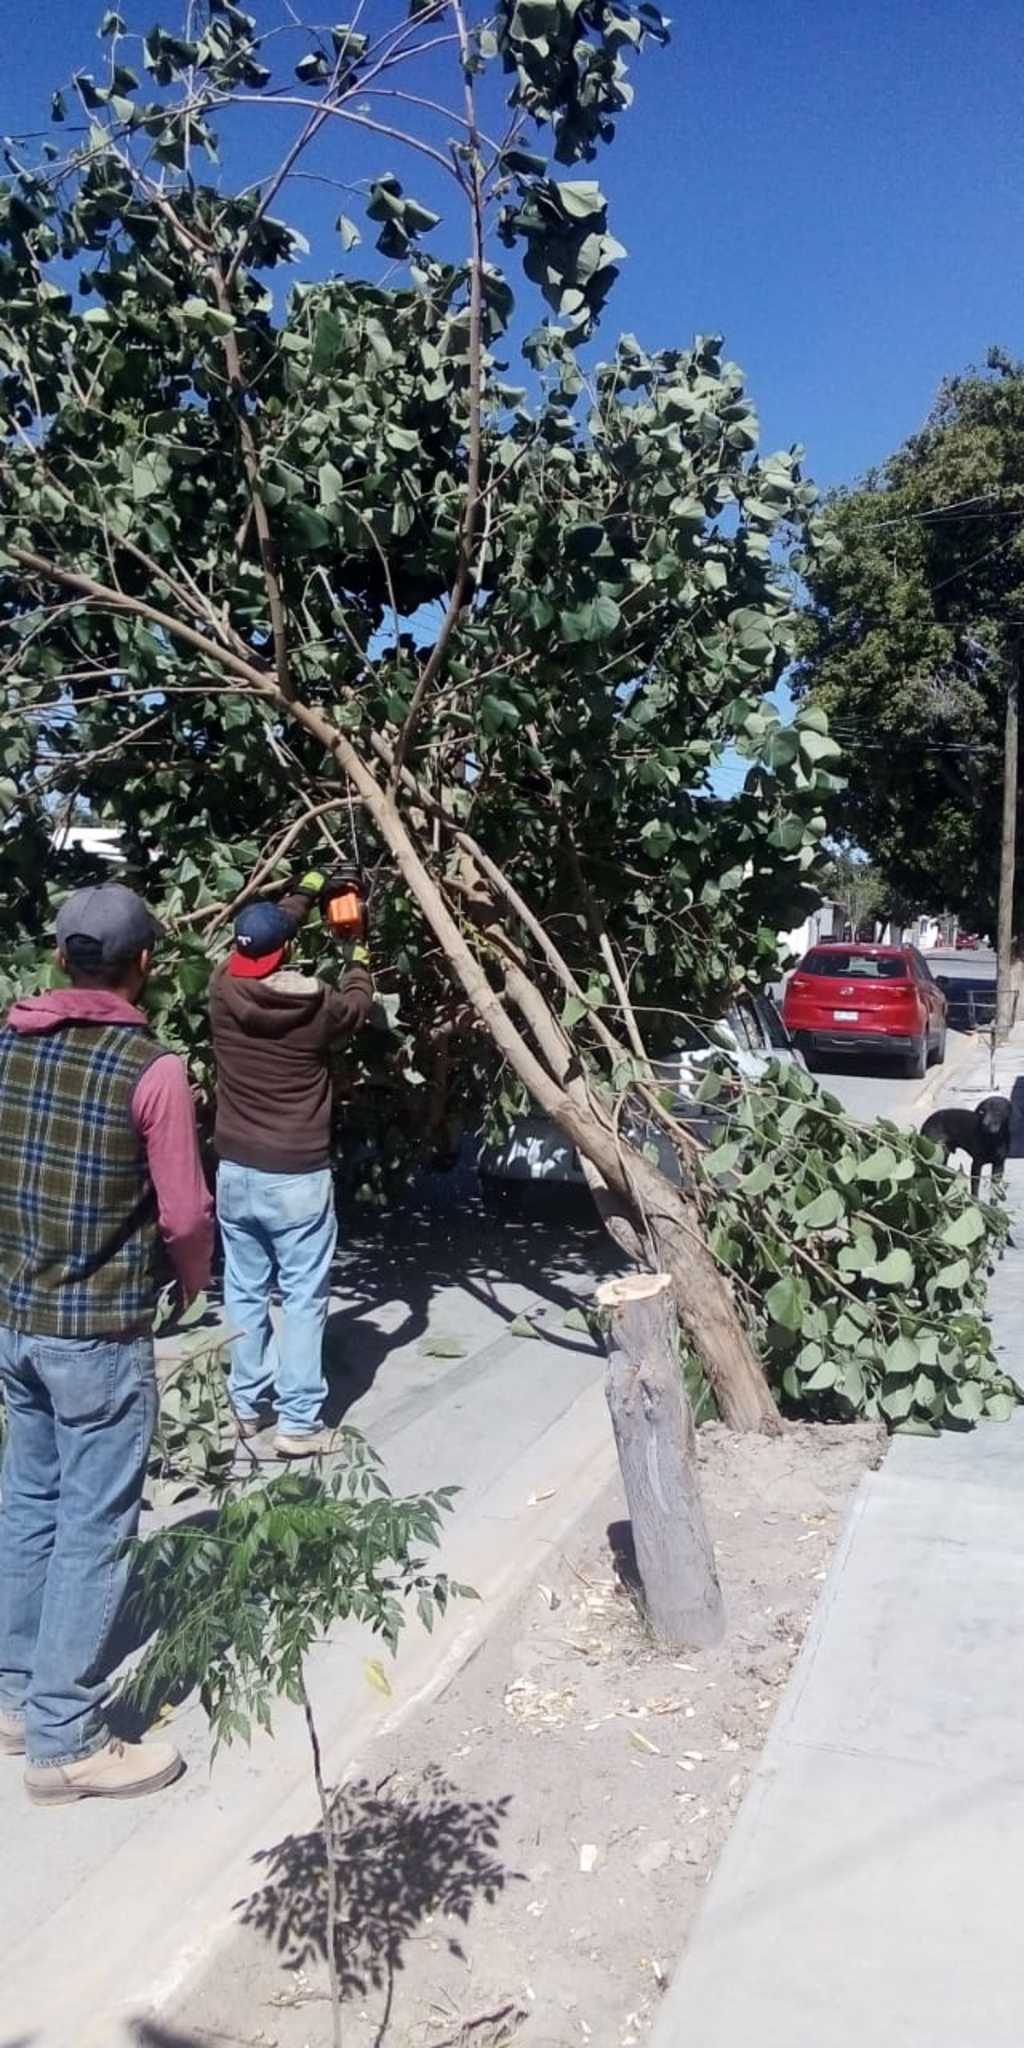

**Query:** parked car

left=782, top=942, right=947, bottom=1077
left=477, top=991, right=805, bottom=1203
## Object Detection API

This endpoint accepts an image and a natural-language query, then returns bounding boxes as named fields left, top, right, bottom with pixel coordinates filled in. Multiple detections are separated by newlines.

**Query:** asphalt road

left=808, top=1028, right=973, bottom=1126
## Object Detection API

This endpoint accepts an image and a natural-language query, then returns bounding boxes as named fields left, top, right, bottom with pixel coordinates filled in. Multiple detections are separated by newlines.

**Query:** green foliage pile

left=698, top=1060, right=1017, bottom=1432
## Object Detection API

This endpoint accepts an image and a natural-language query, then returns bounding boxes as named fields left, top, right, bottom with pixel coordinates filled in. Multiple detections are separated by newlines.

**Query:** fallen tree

left=0, top=0, right=845, bottom=1431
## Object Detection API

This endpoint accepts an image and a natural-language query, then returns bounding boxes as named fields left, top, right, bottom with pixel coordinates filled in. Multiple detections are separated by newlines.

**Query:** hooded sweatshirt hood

left=214, top=967, right=327, bottom=1040
left=7, top=988, right=148, bottom=1035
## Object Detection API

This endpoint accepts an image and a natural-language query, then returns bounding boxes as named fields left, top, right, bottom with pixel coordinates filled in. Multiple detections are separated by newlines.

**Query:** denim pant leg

left=263, top=1170, right=337, bottom=1436
left=0, top=1325, right=61, bottom=1726
left=218, top=1162, right=278, bottom=1421
left=18, top=1331, right=156, bottom=1765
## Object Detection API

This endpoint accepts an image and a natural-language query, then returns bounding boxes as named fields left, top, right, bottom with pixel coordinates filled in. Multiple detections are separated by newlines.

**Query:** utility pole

left=995, top=629, right=1020, bottom=1040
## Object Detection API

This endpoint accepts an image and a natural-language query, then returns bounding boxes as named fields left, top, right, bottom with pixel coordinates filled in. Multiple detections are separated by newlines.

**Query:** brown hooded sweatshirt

left=210, top=959, right=373, bottom=1175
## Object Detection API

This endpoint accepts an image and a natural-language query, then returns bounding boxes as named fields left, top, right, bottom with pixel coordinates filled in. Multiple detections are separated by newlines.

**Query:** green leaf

left=556, top=180, right=605, bottom=221
left=336, top=214, right=362, bottom=253
left=947, top=1380, right=986, bottom=1423
left=986, top=1391, right=1019, bottom=1421
left=560, top=593, right=622, bottom=643
left=880, top=1378, right=916, bottom=1422
left=508, top=1315, right=540, bottom=1339
left=765, top=1274, right=806, bottom=1332
left=501, top=145, right=548, bottom=177
left=318, top=460, right=345, bottom=509
left=284, top=504, right=333, bottom=549
left=884, top=1335, right=919, bottom=1374
left=857, top=1144, right=899, bottom=1183
left=703, top=1140, right=741, bottom=1180
left=560, top=993, right=589, bottom=1028
left=803, top=1356, right=838, bottom=1391
left=796, top=1187, right=844, bottom=1231
left=364, top=1657, right=393, bottom=1696
left=931, top=1257, right=971, bottom=1292
left=863, top=1248, right=915, bottom=1287
left=798, top=728, right=843, bottom=765
left=421, top=1336, right=468, bottom=1358
left=311, top=306, right=344, bottom=373
left=562, top=1307, right=591, bottom=1333
left=940, top=1206, right=986, bottom=1249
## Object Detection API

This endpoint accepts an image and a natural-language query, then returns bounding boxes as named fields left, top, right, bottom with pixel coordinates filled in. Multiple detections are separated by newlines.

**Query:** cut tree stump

left=597, top=1271, right=725, bottom=1650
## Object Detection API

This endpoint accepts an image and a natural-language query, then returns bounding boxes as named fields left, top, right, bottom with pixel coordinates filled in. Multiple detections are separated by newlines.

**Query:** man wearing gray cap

left=0, top=883, right=213, bottom=1804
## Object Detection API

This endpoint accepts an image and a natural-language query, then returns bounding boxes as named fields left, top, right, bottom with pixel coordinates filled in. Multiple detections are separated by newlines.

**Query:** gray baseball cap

left=55, top=884, right=159, bottom=968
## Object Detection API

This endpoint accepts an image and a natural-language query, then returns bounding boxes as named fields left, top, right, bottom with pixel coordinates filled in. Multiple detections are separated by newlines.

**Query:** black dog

left=919, top=1094, right=1012, bottom=1196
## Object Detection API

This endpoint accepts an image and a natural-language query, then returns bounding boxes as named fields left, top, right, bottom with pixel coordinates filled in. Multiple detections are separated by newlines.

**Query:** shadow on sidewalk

left=130, top=2027, right=213, bottom=2047
left=238, top=1765, right=521, bottom=2039
left=319, top=1190, right=611, bottom=1427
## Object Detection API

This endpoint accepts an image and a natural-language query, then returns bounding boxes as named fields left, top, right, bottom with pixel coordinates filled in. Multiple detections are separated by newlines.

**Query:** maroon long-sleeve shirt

left=6, top=987, right=214, bottom=1301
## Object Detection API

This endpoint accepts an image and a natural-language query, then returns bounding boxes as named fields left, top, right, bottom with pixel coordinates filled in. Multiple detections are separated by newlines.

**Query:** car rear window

left=800, top=951, right=907, bottom=980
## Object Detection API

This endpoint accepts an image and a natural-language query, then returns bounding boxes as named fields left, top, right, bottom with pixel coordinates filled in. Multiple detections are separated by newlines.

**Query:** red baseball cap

left=227, top=900, right=296, bottom=979
left=228, top=944, right=288, bottom=980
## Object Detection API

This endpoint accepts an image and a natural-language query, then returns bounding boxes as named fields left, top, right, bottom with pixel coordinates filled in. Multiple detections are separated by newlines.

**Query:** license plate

left=833, top=1009, right=858, bottom=1021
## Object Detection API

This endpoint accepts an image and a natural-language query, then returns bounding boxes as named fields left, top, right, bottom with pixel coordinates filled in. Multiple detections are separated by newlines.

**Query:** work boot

left=25, top=1736, right=183, bottom=1806
left=235, top=1412, right=269, bottom=1440
left=273, top=1427, right=336, bottom=1459
left=0, top=1710, right=26, bottom=1757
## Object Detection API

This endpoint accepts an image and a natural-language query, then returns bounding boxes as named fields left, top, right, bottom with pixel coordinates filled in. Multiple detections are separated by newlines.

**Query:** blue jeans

left=217, top=1163, right=337, bottom=1436
left=0, top=1325, right=157, bottom=1765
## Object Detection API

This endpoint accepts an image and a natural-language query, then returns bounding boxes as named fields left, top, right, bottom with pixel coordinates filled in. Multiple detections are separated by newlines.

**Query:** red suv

left=782, top=943, right=948, bottom=1077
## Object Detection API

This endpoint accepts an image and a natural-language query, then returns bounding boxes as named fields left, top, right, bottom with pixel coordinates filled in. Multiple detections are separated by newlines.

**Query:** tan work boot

left=235, top=1413, right=269, bottom=1440
left=0, top=1710, right=26, bottom=1757
left=273, top=1427, right=336, bottom=1458
left=25, top=1736, right=183, bottom=1806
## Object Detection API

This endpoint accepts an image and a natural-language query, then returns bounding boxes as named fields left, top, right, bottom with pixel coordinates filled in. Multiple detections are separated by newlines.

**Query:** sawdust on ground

left=172, top=1420, right=884, bottom=2048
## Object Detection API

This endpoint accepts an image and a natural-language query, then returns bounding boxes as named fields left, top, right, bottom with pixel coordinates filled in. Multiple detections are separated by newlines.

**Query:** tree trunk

left=496, top=957, right=781, bottom=1437
left=597, top=1272, right=724, bottom=1649
left=584, top=1160, right=781, bottom=1434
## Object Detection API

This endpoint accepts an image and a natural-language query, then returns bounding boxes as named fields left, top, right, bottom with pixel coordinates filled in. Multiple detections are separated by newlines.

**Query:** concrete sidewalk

left=652, top=1030, right=1024, bottom=2048
left=0, top=1192, right=616, bottom=2048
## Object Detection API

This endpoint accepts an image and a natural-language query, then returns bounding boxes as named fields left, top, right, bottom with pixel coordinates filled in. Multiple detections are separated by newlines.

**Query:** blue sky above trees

left=3, top=0, right=1020, bottom=492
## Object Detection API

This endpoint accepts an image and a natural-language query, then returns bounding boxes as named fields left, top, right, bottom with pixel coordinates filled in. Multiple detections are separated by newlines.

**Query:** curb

left=897, top=1030, right=982, bottom=1128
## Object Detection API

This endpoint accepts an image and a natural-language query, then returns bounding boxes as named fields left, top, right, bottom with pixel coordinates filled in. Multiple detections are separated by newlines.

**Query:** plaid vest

left=0, top=1021, right=166, bottom=1338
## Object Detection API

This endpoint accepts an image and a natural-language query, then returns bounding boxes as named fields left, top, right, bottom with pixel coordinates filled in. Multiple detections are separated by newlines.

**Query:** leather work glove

left=297, top=868, right=326, bottom=896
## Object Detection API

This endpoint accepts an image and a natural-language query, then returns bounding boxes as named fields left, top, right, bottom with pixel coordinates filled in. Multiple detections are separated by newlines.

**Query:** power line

left=858, top=488, right=1024, bottom=532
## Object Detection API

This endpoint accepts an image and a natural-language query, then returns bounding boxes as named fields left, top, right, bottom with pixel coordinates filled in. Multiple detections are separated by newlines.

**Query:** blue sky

left=2, top=0, right=1021, bottom=497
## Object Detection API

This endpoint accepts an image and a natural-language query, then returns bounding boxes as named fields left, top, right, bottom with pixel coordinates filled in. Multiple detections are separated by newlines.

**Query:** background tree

left=822, top=843, right=887, bottom=938
left=795, top=349, right=1024, bottom=936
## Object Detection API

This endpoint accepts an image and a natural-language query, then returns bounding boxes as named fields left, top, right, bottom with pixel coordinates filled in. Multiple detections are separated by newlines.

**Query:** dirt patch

left=173, top=1421, right=884, bottom=2048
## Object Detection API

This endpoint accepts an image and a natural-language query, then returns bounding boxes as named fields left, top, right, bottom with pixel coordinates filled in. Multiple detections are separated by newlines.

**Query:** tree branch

left=388, top=0, right=486, bottom=790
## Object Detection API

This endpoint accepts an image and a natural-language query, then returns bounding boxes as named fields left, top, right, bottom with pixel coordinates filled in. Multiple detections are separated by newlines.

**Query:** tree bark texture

left=597, top=1273, right=725, bottom=1650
